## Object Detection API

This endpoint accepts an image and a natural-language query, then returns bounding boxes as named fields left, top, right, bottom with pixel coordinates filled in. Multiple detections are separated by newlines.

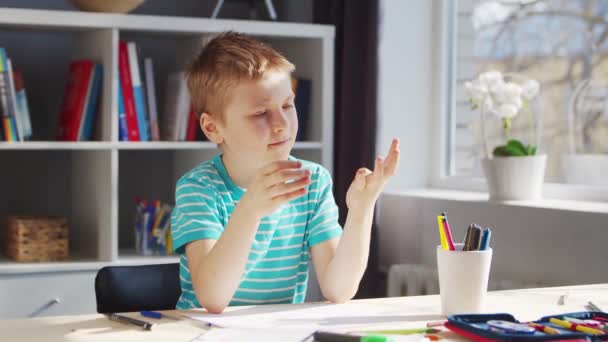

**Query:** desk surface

left=3, top=284, right=607, bottom=341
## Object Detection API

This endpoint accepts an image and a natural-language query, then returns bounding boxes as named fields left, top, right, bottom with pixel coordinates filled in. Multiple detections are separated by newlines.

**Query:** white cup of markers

left=436, top=212, right=493, bottom=316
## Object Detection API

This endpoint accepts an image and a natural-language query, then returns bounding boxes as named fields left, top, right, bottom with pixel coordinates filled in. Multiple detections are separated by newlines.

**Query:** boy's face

left=211, top=71, right=298, bottom=168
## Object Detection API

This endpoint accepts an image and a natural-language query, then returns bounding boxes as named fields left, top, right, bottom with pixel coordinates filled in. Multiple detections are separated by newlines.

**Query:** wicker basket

left=5, top=216, right=69, bottom=262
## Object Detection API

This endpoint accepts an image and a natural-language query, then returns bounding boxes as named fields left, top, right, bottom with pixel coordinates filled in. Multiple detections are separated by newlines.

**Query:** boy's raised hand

left=241, top=160, right=311, bottom=218
left=346, top=138, right=400, bottom=213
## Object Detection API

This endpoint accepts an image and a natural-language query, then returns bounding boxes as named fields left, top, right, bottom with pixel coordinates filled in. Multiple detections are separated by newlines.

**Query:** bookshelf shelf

left=0, top=7, right=334, bottom=319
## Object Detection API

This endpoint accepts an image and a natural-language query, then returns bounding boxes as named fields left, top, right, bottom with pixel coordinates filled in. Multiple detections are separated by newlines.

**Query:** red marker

left=441, top=213, right=455, bottom=251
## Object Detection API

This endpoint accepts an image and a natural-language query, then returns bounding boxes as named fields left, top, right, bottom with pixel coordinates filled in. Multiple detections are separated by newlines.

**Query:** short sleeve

left=171, top=178, right=224, bottom=254
left=306, top=167, right=343, bottom=247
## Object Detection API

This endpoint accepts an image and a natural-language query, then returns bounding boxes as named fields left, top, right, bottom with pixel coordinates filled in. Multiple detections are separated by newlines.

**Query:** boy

left=171, top=31, right=400, bottom=314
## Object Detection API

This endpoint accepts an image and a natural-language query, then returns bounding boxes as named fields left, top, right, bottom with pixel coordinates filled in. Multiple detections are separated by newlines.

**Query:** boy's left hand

left=346, top=138, right=400, bottom=213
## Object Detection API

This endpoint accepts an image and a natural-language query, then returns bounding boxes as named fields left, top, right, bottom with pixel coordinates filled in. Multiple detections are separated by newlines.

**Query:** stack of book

left=57, top=60, right=103, bottom=141
left=118, top=40, right=160, bottom=141
left=134, top=198, right=173, bottom=256
left=0, top=47, right=32, bottom=142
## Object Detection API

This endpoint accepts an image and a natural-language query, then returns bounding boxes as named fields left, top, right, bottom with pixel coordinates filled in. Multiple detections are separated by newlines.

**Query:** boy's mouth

left=268, top=138, right=290, bottom=147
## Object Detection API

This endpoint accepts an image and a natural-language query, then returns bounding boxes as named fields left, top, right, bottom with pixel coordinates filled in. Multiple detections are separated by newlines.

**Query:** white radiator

left=386, top=263, right=541, bottom=297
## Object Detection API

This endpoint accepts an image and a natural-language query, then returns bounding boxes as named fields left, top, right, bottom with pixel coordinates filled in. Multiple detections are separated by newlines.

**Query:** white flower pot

left=481, top=155, right=547, bottom=201
left=560, top=154, right=608, bottom=186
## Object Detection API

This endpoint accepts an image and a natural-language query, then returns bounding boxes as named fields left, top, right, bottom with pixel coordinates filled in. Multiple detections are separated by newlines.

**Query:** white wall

left=378, top=0, right=436, bottom=190
left=376, top=0, right=608, bottom=293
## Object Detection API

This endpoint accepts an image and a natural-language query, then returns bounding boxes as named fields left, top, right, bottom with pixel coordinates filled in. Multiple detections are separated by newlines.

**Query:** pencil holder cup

left=436, top=243, right=492, bottom=316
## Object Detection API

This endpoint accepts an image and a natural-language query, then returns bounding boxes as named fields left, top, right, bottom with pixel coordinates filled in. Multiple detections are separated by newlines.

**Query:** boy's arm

left=185, top=203, right=261, bottom=313
left=185, top=160, right=311, bottom=314
left=311, top=207, right=374, bottom=303
left=311, top=139, right=400, bottom=303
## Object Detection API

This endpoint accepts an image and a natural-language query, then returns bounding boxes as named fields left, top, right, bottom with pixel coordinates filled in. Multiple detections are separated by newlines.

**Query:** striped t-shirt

left=171, top=154, right=343, bottom=309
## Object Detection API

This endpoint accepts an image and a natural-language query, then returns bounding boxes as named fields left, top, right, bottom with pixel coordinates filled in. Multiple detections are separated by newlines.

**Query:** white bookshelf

left=0, top=8, right=334, bottom=318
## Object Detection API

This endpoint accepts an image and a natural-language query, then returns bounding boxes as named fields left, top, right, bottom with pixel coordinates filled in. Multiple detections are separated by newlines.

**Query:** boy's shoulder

left=176, top=158, right=223, bottom=190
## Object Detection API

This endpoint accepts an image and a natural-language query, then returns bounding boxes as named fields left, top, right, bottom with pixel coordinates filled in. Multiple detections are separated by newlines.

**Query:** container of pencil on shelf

left=134, top=198, right=174, bottom=256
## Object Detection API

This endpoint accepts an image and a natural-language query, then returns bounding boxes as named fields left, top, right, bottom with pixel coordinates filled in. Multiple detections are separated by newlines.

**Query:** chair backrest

left=95, top=263, right=181, bottom=313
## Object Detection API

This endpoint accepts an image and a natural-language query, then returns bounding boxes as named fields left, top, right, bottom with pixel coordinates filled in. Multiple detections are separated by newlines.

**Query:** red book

left=57, top=60, right=93, bottom=141
left=186, top=103, right=197, bottom=141
left=118, top=41, right=140, bottom=141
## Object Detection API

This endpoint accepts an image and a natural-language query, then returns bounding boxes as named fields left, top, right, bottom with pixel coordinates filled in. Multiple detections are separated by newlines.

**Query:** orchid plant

left=465, top=70, right=541, bottom=158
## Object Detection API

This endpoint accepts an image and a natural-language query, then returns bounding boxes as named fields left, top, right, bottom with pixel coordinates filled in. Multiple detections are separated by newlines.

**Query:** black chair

left=95, top=263, right=182, bottom=313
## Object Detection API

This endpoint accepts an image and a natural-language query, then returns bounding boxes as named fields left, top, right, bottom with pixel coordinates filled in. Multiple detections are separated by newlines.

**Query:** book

left=117, top=77, right=129, bottom=141
left=292, top=76, right=311, bottom=141
left=78, top=64, right=103, bottom=141
left=5, top=59, right=22, bottom=141
left=12, top=70, right=32, bottom=140
left=127, top=41, right=149, bottom=141
left=118, top=41, right=140, bottom=141
left=186, top=103, right=197, bottom=141
left=162, top=71, right=190, bottom=141
left=57, top=60, right=94, bottom=141
left=143, top=58, right=160, bottom=141
left=0, top=47, right=13, bottom=141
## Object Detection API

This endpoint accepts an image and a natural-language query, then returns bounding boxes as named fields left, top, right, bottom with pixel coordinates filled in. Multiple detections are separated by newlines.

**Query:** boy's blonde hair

left=186, top=31, right=295, bottom=122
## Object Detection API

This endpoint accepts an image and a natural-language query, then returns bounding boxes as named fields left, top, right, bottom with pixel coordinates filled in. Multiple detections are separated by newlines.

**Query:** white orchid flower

left=465, top=79, right=488, bottom=104
left=495, top=103, right=519, bottom=119
left=502, top=96, right=522, bottom=110
left=479, top=70, right=503, bottom=89
left=521, top=79, right=540, bottom=100
left=482, top=96, right=494, bottom=113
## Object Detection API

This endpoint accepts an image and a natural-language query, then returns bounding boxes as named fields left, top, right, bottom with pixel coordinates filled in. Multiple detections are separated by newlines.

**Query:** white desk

left=3, top=284, right=607, bottom=341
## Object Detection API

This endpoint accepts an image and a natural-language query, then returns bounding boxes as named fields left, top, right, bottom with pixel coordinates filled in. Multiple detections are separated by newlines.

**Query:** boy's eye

left=283, top=103, right=294, bottom=109
left=254, top=111, right=267, bottom=117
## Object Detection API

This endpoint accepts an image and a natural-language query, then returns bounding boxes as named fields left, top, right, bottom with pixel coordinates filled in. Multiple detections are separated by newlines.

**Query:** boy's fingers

left=383, top=143, right=400, bottom=177
left=271, top=188, right=307, bottom=205
left=372, top=155, right=384, bottom=181
left=262, top=160, right=302, bottom=175
left=270, top=176, right=310, bottom=198
left=265, top=169, right=310, bottom=188
left=354, top=168, right=371, bottom=189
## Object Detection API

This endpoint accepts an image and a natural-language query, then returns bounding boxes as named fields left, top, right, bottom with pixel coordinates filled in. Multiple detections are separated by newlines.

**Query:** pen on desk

left=549, top=318, right=604, bottom=335
left=105, top=313, right=154, bottom=330
left=313, top=331, right=393, bottom=342
left=348, top=328, right=439, bottom=335
left=527, top=322, right=561, bottom=335
left=588, top=301, right=603, bottom=312
left=140, top=310, right=182, bottom=320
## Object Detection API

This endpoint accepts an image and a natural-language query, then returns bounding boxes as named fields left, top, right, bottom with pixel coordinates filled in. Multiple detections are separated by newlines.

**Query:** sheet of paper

left=191, top=327, right=313, bottom=342
left=185, top=299, right=442, bottom=331
left=191, top=328, right=429, bottom=342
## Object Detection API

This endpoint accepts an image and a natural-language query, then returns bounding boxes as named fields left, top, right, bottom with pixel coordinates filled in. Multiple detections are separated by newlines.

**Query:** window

left=451, top=0, right=608, bottom=190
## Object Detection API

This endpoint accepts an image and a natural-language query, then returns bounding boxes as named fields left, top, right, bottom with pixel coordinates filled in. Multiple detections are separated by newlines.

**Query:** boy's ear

left=200, top=112, right=224, bottom=144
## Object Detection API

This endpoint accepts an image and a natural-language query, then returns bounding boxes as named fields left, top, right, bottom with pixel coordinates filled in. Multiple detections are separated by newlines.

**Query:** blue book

left=127, top=42, right=149, bottom=141
left=117, top=77, right=128, bottom=141
left=80, top=64, right=103, bottom=141
left=294, top=77, right=311, bottom=141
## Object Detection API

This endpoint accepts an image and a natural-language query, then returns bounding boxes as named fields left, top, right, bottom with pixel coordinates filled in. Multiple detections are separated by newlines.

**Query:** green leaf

left=528, top=145, right=537, bottom=156
left=506, top=139, right=528, bottom=155
left=492, top=145, right=511, bottom=157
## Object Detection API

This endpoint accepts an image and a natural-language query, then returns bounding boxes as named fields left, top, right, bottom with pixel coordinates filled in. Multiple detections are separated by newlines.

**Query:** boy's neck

left=220, top=153, right=255, bottom=189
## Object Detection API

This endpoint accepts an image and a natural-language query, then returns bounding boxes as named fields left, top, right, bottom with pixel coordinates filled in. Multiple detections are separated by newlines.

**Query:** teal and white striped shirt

left=171, top=154, right=342, bottom=309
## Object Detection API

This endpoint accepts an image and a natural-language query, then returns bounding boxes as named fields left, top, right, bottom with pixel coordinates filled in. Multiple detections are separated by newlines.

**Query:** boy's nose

left=271, top=112, right=288, bottom=132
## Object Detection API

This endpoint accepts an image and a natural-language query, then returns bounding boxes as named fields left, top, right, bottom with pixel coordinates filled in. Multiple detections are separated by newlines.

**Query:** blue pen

left=479, top=228, right=491, bottom=250
left=140, top=310, right=162, bottom=319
